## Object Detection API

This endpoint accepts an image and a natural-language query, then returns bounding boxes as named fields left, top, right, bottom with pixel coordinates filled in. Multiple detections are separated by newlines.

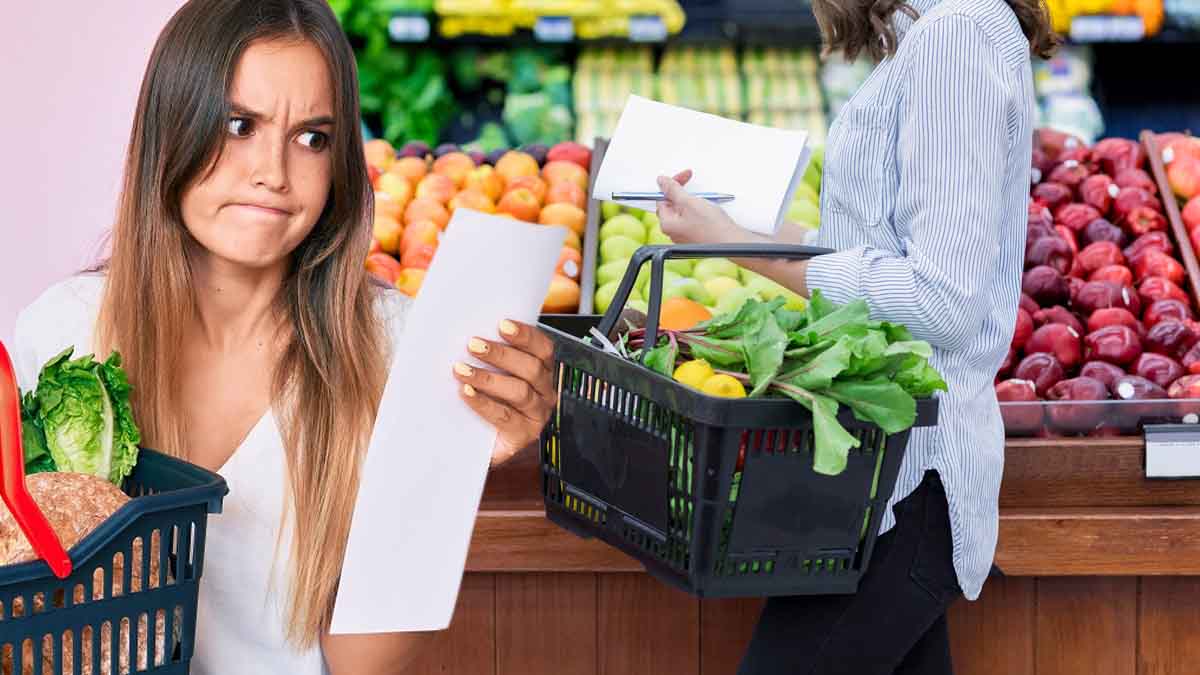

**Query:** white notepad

left=332, top=209, right=565, bottom=634
left=592, top=95, right=812, bottom=236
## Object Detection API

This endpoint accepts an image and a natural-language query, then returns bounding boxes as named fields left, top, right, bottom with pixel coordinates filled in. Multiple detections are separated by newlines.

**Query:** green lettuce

left=20, top=348, right=141, bottom=484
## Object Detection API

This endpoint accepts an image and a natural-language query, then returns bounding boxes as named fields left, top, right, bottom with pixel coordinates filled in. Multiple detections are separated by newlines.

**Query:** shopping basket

left=0, top=450, right=228, bottom=674
left=540, top=243, right=939, bottom=598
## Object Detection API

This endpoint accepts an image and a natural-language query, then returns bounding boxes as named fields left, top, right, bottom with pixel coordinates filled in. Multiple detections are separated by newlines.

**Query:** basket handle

left=595, top=243, right=832, bottom=362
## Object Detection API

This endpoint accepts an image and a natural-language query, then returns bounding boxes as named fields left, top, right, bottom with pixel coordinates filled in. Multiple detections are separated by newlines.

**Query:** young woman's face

left=181, top=39, right=335, bottom=271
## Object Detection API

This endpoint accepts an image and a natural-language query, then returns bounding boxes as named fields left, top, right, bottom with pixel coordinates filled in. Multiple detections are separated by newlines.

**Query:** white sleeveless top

left=13, top=274, right=412, bottom=675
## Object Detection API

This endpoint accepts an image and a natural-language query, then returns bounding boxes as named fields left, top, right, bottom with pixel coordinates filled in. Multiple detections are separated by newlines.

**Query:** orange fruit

left=404, top=198, right=450, bottom=230
left=546, top=181, right=586, bottom=209
left=538, top=203, right=587, bottom=235
left=659, top=297, right=713, bottom=330
left=556, top=247, right=583, bottom=280
left=542, top=275, right=581, bottom=313
left=504, top=175, right=548, bottom=204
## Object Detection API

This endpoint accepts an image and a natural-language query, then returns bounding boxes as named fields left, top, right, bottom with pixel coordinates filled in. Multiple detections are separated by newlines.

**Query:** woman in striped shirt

left=656, top=0, right=1058, bottom=672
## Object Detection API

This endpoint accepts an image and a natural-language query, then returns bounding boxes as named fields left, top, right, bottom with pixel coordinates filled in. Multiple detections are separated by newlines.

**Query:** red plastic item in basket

left=0, top=340, right=72, bottom=578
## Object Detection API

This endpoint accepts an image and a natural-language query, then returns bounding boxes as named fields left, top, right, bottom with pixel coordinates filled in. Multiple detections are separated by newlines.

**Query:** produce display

left=605, top=293, right=946, bottom=475
left=364, top=138, right=592, bottom=313
left=996, top=130, right=1200, bottom=435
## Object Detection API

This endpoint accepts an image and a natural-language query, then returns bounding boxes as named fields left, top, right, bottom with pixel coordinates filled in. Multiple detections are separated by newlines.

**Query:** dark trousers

left=737, top=471, right=963, bottom=675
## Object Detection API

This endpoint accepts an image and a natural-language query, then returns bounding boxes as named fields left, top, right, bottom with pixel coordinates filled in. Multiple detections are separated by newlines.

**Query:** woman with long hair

left=655, top=0, right=1058, bottom=673
left=13, top=1, right=555, bottom=672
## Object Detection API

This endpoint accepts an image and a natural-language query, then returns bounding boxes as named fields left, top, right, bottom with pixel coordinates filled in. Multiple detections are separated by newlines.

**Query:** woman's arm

left=322, top=630, right=435, bottom=674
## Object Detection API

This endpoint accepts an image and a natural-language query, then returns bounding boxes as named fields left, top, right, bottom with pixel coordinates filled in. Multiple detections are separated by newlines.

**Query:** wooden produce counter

left=402, top=438, right=1200, bottom=675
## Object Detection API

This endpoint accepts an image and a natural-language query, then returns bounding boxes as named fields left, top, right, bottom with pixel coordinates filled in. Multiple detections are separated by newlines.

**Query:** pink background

left=0, top=2, right=185, bottom=344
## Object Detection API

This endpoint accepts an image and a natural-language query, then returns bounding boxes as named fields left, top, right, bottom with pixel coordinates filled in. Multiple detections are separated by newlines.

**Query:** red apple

left=1092, top=137, right=1146, bottom=175
left=1090, top=265, right=1134, bottom=287
left=1134, top=249, right=1186, bottom=285
left=1124, top=231, right=1175, bottom=264
left=1056, top=226, right=1079, bottom=255
left=1138, top=276, right=1191, bottom=308
left=1168, top=155, right=1200, bottom=201
left=1083, top=218, right=1127, bottom=247
left=1026, top=236, right=1074, bottom=275
left=1031, top=182, right=1073, bottom=212
left=1023, top=266, right=1070, bottom=307
left=1029, top=201, right=1054, bottom=229
left=1182, top=341, right=1200, bottom=374
left=1048, top=160, right=1091, bottom=191
left=996, top=379, right=1044, bottom=433
left=1015, top=353, right=1066, bottom=396
left=1088, top=307, right=1143, bottom=336
left=1144, top=320, right=1200, bottom=360
left=1028, top=323, right=1084, bottom=370
left=1113, top=187, right=1162, bottom=223
left=1036, top=128, right=1086, bottom=161
left=1046, top=376, right=1110, bottom=433
left=1033, top=305, right=1085, bottom=335
left=1145, top=299, right=1193, bottom=328
left=1020, top=294, right=1040, bottom=315
left=1055, top=203, right=1102, bottom=232
left=1084, top=325, right=1143, bottom=366
left=1191, top=227, right=1200, bottom=258
left=1074, top=280, right=1141, bottom=316
left=998, top=348, right=1016, bottom=379
left=1113, top=167, right=1157, bottom=195
left=1080, top=174, right=1117, bottom=214
left=1134, top=352, right=1186, bottom=388
left=1069, top=277, right=1087, bottom=305
left=1125, top=206, right=1168, bottom=236
left=1013, top=308, right=1034, bottom=350
left=1081, top=361, right=1126, bottom=390
left=1168, top=374, right=1200, bottom=399
left=1077, top=241, right=1125, bottom=275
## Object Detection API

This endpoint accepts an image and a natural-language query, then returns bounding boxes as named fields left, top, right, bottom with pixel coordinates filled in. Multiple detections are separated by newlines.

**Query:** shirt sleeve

left=806, top=15, right=1015, bottom=352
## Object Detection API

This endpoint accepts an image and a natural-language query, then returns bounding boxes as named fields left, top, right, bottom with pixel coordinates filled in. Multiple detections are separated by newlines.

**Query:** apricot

left=377, top=173, right=413, bottom=207
left=433, top=152, right=475, bottom=188
left=390, top=156, right=428, bottom=185
left=363, top=139, right=395, bottom=171
left=401, top=242, right=438, bottom=270
left=542, top=274, right=581, bottom=314
left=396, top=268, right=426, bottom=297
left=538, top=203, right=587, bottom=235
left=556, top=247, right=583, bottom=281
left=504, top=175, right=548, bottom=204
left=464, top=165, right=504, bottom=201
left=372, top=214, right=404, bottom=255
left=541, top=160, right=589, bottom=190
left=415, top=173, right=457, bottom=205
left=365, top=252, right=401, bottom=284
left=546, top=181, right=586, bottom=209
left=400, top=219, right=440, bottom=256
left=404, top=198, right=450, bottom=230
left=374, top=191, right=405, bottom=221
left=449, top=189, right=496, bottom=214
left=497, top=188, right=541, bottom=222
left=495, top=151, right=540, bottom=185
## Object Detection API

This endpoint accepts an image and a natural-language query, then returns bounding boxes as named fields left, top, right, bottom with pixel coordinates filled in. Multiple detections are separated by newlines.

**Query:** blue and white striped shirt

left=805, top=0, right=1035, bottom=600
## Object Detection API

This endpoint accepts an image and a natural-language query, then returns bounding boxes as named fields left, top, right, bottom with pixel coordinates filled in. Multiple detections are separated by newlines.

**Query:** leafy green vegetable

left=625, top=290, right=946, bottom=476
left=20, top=348, right=141, bottom=485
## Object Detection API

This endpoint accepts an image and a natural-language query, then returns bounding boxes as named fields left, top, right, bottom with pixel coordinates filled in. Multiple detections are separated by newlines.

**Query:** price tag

left=1069, top=15, right=1145, bottom=42
left=534, top=16, right=574, bottom=42
left=629, top=15, right=667, bottom=42
left=388, top=14, right=431, bottom=42
left=1145, top=422, right=1200, bottom=479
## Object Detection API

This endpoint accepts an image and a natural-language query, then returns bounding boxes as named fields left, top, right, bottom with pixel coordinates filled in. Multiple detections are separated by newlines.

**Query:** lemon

left=700, top=374, right=747, bottom=398
left=673, top=359, right=715, bottom=389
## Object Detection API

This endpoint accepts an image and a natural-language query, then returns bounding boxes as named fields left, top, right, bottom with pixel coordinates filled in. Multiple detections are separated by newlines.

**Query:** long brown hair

left=811, top=0, right=1060, bottom=62
left=96, top=0, right=388, bottom=646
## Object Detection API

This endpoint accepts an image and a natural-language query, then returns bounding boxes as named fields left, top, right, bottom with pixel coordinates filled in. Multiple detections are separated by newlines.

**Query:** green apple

left=597, top=259, right=632, bottom=287
left=642, top=211, right=660, bottom=229
left=595, top=280, right=643, bottom=314
left=647, top=228, right=674, bottom=246
left=787, top=200, right=819, bottom=227
left=623, top=204, right=646, bottom=215
left=704, top=276, right=743, bottom=306
left=693, top=258, right=741, bottom=283
left=714, top=287, right=759, bottom=316
left=601, top=235, right=642, bottom=264
left=639, top=269, right=683, bottom=295
left=739, top=268, right=765, bottom=286
left=601, top=201, right=623, bottom=221
left=600, top=214, right=647, bottom=244
left=627, top=299, right=649, bottom=315
left=747, top=277, right=807, bottom=311
left=661, top=277, right=714, bottom=306
left=665, top=258, right=694, bottom=276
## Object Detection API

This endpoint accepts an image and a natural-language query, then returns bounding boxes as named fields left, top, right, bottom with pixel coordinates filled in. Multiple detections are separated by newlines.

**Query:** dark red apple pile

left=997, top=130, right=1200, bottom=435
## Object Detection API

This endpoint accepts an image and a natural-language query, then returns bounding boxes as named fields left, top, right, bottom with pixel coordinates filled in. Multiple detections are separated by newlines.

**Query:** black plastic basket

left=0, top=450, right=228, bottom=675
left=540, top=244, right=939, bottom=598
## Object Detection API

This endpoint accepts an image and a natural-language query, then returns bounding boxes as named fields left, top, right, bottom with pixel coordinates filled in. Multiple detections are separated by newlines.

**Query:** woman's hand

left=655, top=170, right=747, bottom=245
left=454, top=319, right=556, bottom=468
